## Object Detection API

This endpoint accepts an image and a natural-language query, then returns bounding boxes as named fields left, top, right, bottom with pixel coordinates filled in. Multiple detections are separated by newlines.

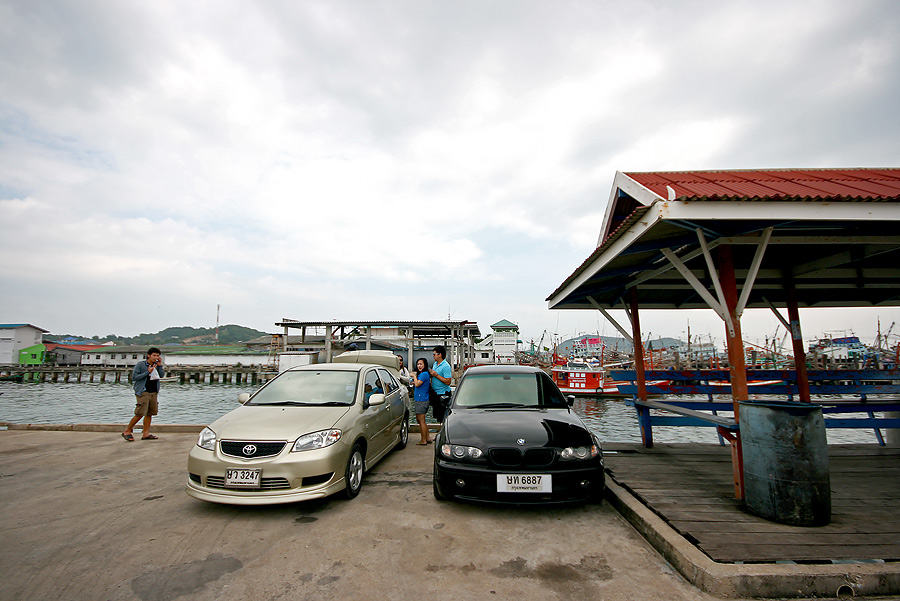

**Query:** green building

left=18, top=343, right=47, bottom=365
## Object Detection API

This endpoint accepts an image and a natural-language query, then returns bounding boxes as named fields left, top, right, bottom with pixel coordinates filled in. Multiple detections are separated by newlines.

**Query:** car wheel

left=397, top=413, right=409, bottom=449
left=343, top=444, right=364, bottom=499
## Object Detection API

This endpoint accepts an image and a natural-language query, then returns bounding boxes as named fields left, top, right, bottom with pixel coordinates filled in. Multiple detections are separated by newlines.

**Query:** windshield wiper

left=249, top=401, right=316, bottom=406
left=467, top=403, right=530, bottom=408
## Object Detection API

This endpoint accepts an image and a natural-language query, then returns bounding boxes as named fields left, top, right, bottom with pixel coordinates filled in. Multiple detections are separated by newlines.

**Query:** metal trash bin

left=739, top=401, right=831, bottom=526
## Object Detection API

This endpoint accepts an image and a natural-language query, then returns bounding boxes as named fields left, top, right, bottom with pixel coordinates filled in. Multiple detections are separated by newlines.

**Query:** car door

left=361, top=368, right=393, bottom=457
left=377, top=368, right=406, bottom=443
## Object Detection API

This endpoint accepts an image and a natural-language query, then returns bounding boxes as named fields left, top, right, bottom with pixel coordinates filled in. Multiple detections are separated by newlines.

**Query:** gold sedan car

left=186, top=351, right=410, bottom=505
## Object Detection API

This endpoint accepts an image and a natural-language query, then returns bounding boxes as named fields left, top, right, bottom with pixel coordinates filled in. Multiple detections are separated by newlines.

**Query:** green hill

left=49, top=324, right=268, bottom=346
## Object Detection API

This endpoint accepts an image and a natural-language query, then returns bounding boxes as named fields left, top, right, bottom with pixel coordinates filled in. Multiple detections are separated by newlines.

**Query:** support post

left=325, top=325, right=333, bottom=362
left=629, top=289, right=651, bottom=447
left=718, top=245, right=746, bottom=500
left=784, top=276, right=811, bottom=402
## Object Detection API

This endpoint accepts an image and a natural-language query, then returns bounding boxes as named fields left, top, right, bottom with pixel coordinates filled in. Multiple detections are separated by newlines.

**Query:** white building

left=80, top=345, right=269, bottom=367
left=489, top=319, right=520, bottom=364
left=0, top=324, right=49, bottom=365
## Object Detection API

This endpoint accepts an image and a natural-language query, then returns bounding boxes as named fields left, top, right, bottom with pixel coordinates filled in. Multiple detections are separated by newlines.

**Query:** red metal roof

left=624, top=168, right=900, bottom=201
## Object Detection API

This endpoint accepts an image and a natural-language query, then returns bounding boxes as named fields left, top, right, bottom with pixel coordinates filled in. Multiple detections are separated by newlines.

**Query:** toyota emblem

left=242, top=444, right=257, bottom=456
left=516, top=438, right=526, bottom=446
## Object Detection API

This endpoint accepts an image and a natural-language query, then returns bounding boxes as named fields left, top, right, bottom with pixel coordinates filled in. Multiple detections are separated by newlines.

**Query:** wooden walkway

left=604, top=443, right=900, bottom=563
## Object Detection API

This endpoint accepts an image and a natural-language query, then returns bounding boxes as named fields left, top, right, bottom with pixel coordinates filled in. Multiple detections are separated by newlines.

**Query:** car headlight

left=197, top=427, right=216, bottom=451
left=560, top=445, right=599, bottom=460
left=292, top=429, right=342, bottom=452
left=441, top=444, right=484, bottom=460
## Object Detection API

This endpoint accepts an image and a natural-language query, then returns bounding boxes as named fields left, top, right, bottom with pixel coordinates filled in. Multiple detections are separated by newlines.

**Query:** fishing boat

left=551, top=361, right=629, bottom=396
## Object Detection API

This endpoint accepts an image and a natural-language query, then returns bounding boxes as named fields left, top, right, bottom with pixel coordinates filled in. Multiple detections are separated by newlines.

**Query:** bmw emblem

left=516, top=438, right=526, bottom=446
left=242, top=444, right=257, bottom=456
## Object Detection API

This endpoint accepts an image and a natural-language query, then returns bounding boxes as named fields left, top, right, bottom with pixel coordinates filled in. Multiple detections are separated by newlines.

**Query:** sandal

left=141, top=434, right=159, bottom=440
left=416, top=441, right=429, bottom=445
left=122, top=432, right=134, bottom=442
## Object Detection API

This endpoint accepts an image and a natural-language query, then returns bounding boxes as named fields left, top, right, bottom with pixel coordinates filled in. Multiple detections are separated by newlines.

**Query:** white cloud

left=1, top=0, right=899, bottom=342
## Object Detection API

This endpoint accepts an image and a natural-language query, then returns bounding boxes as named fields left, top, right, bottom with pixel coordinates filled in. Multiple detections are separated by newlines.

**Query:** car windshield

left=454, top=373, right=567, bottom=408
left=246, top=370, right=358, bottom=406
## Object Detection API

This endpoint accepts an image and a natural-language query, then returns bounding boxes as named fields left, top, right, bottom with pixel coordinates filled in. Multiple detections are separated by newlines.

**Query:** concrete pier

left=0, top=366, right=278, bottom=385
left=1, top=429, right=716, bottom=601
left=3, top=428, right=898, bottom=600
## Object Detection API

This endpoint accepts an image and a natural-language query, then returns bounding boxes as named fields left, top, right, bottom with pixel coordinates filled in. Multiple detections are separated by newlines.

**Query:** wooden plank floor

left=604, top=443, right=900, bottom=563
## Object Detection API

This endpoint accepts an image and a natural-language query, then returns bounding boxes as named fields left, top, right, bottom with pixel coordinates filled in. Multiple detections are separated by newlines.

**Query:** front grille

left=490, top=448, right=522, bottom=467
left=523, top=448, right=555, bottom=466
left=205, top=476, right=292, bottom=490
left=221, top=440, right=286, bottom=459
left=489, top=447, right=557, bottom=468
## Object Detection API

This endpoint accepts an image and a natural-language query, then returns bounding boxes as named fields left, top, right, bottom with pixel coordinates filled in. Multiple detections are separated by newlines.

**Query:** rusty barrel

left=739, top=401, right=831, bottom=526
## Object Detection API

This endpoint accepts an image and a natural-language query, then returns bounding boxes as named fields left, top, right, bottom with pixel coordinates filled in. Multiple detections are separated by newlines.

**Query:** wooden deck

left=603, top=443, right=900, bottom=564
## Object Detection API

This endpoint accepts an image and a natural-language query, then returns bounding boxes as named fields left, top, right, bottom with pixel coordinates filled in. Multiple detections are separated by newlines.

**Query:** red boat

left=551, top=362, right=628, bottom=396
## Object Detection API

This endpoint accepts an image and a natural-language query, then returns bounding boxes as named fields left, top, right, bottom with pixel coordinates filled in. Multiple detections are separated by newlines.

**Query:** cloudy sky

left=2, top=0, right=899, bottom=348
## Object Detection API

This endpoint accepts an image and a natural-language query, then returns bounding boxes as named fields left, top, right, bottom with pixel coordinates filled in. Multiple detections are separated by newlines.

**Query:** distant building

left=489, top=319, right=520, bottom=364
left=0, top=324, right=49, bottom=365
left=18, top=343, right=47, bottom=365
left=80, top=345, right=269, bottom=367
left=43, top=343, right=108, bottom=366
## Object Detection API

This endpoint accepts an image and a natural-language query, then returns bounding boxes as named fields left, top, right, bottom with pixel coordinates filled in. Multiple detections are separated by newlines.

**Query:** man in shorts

left=429, top=345, right=452, bottom=423
left=122, top=347, right=165, bottom=441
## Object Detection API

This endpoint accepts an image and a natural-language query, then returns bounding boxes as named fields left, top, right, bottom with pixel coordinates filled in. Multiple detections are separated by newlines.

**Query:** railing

left=611, top=369, right=900, bottom=447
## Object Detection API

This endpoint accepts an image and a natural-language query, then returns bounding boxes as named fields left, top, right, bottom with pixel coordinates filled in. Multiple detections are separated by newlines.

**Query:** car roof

left=462, top=365, right=544, bottom=376
left=285, top=362, right=392, bottom=373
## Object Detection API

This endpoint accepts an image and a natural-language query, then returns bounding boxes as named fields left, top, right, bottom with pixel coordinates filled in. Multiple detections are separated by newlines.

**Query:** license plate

left=225, top=468, right=261, bottom=488
left=497, top=474, right=552, bottom=493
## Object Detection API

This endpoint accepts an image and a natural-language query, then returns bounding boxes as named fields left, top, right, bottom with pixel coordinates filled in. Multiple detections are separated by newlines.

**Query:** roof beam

left=695, top=229, right=736, bottom=337
left=660, top=247, right=728, bottom=322
left=792, top=244, right=900, bottom=278
left=587, top=296, right=634, bottom=344
left=736, top=227, right=773, bottom=317
left=658, top=201, right=900, bottom=222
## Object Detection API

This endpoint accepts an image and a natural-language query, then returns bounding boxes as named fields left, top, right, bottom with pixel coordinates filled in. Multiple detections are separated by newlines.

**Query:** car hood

left=443, top=408, right=594, bottom=448
left=209, top=405, right=352, bottom=440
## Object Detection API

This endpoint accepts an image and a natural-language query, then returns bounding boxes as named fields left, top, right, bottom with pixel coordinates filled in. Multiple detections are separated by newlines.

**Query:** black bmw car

left=433, top=365, right=604, bottom=504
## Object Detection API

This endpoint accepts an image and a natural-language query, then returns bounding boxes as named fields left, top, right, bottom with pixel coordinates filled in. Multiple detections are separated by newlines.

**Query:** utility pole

left=215, top=304, right=220, bottom=345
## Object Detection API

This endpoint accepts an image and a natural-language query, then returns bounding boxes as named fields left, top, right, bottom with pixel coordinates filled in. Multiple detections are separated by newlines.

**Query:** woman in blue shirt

left=413, top=358, right=432, bottom=444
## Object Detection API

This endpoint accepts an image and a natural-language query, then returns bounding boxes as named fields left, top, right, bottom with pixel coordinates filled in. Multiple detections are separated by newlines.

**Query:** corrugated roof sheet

left=625, top=168, right=900, bottom=201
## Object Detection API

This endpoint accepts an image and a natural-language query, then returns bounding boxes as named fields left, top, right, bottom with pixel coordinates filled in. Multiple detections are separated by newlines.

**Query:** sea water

left=0, top=380, right=880, bottom=444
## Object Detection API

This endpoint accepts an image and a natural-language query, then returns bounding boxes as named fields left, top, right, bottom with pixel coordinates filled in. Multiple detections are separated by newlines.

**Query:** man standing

left=429, top=345, right=452, bottom=423
left=396, top=355, right=414, bottom=398
left=122, top=347, right=165, bottom=441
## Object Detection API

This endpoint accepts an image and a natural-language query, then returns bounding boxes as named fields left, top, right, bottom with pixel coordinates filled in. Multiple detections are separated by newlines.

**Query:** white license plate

left=497, top=474, right=552, bottom=493
left=225, top=468, right=261, bottom=488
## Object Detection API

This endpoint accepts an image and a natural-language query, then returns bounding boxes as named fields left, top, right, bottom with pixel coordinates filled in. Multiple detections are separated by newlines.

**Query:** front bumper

left=185, top=441, right=350, bottom=505
left=433, top=457, right=605, bottom=504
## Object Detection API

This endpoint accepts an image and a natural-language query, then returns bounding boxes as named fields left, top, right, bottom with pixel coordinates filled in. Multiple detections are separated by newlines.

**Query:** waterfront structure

left=548, top=167, right=900, bottom=499
left=0, top=324, right=48, bottom=365
left=81, top=345, right=269, bottom=367
left=17, top=343, right=46, bottom=365
left=274, top=319, right=481, bottom=370
left=43, top=342, right=107, bottom=366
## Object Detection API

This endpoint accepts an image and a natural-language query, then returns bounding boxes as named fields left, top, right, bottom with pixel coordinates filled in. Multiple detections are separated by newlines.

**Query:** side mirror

left=367, top=393, right=386, bottom=406
left=238, top=393, right=251, bottom=404
left=566, top=395, right=576, bottom=407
